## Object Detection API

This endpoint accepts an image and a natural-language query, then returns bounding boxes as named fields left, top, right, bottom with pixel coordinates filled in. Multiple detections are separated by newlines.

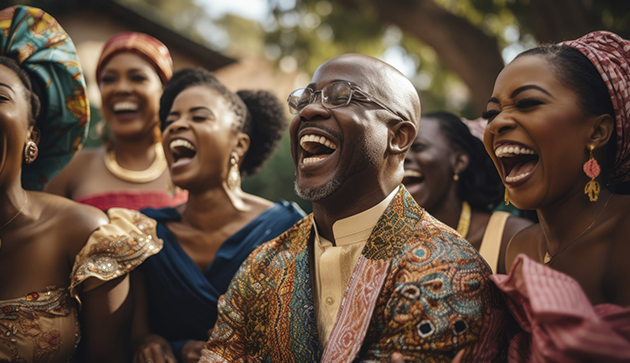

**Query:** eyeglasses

left=287, top=80, right=402, bottom=119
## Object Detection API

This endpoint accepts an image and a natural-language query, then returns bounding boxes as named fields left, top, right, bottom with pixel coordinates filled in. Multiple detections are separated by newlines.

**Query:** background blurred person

left=404, top=111, right=531, bottom=273
left=46, top=32, right=187, bottom=210
left=484, top=31, right=630, bottom=361
left=0, top=6, right=162, bottom=362
left=132, top=68, right=305, bottom=363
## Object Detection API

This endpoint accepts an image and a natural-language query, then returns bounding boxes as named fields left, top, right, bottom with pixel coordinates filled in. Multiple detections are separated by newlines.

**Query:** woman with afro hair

left=132, top=68, right=305, bottom=363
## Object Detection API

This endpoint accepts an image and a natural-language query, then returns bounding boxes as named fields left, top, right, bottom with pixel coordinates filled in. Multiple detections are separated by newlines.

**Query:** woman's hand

left=182, top=340, right=206, bottom=363
left=134, top=334, right=176, bottom=363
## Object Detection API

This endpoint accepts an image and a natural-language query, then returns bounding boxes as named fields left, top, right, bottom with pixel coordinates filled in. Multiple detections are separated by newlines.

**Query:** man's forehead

left=309, top=56, right=379, bottom=91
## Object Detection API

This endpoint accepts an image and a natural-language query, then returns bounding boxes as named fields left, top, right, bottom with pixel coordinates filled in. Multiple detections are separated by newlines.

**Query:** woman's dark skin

left=404, top=117, right=531, bottom=273
left=46, top=52, right=171, bottom=199
left=133, top=85, right=273, bottom=363
left=484, top=54, right=630, bottom=306
left=0, top=64, right=133, bottom=361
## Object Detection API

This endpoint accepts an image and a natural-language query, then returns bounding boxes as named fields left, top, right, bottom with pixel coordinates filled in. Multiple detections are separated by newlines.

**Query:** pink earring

left=583, top=145, right=600, bottom=202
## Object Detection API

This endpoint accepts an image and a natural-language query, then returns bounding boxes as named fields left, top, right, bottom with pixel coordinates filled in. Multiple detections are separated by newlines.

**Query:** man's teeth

left=299, top=134, right=337, bottom=152
left=495, top=145, right=536, bottom=157
left=113, top=101, right=139, bottom=112
left=169, top=139, right=196, bottom=152
left=506, top=172, right=532, bottom=183
left=404, top=170, right=422, bottom=178
left=303, top=156, right=328, bottom=165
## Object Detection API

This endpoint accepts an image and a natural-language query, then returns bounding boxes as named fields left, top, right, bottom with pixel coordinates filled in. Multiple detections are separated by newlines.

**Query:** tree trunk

left=336, top=0, right=506, bottom=114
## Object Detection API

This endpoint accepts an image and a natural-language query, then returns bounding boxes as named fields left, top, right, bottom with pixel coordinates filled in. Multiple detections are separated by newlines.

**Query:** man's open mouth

left=495, top=143, right=539, bottom=184
left=300, top=134, right=337, bottom=165
left=169, top=138, right=197, bottom=166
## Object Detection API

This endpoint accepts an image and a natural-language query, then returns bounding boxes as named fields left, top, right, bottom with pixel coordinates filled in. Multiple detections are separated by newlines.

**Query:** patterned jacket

left=200, top=187, right=507, bottom=362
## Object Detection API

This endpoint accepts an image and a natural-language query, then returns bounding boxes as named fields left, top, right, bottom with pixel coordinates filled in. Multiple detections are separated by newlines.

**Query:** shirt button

left=326, top=297, right=334, bottom=305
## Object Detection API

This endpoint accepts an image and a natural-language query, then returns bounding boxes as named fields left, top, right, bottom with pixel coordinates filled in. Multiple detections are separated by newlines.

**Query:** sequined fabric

left=200, top=186, right=507, bottom=363
left=70, top=208, right=163, bottom=298
left=0, top=288, right=78, bottom=363
left=0, top=208, right=162, bottom=362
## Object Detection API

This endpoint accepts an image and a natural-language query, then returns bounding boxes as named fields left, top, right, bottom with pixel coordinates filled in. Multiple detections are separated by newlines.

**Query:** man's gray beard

left=294, top=176, right=345, bottom=201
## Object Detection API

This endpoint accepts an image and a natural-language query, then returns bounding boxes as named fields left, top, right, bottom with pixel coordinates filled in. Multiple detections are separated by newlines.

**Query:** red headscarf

left=562, top=31, right=630, bottom=183
left=96, top=32, right=173, bottom=84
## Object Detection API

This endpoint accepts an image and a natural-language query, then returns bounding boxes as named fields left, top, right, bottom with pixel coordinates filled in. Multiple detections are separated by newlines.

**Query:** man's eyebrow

left=511, top=85, right=554, bottom=99
left=0, top=82, right=15, bottom=93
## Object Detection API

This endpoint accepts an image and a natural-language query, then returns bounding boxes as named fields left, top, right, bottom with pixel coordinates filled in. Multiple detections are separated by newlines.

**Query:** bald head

left=313, top=53, right=421, bottom=126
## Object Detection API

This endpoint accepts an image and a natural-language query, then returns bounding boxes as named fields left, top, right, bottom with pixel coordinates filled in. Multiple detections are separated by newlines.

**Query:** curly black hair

left=159, top=68, right=287, bottom=176
left=424, top=112, right=503, bottom=212
left=0, top=56, right=41, bottom=125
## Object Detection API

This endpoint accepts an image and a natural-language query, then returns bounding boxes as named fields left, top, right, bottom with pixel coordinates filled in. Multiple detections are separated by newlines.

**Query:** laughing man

left=199, top=54, right=507, bottom=363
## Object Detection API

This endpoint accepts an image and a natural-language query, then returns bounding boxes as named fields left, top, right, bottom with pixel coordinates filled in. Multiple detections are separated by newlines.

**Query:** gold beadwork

left=104, top=143, right=167, bottom=183
left=456, top=201, right=471, bottom=238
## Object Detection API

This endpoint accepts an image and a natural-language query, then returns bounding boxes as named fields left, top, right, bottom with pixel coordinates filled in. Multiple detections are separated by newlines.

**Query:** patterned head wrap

left=0, top=5, right=90, bottom=191
left=96, top=32, right=173, bottom=84
left=561, top=31, right=630, bottom=183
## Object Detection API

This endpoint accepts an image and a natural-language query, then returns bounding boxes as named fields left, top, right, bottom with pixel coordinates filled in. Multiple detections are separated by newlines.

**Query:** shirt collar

left=313, top=186, right=399, bottom=247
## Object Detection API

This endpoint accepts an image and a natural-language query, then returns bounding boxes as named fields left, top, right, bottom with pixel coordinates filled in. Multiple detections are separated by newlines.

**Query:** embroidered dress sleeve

left=490, top=254, right=630, bottom=363
left=69, top=208, right=163, bottom=299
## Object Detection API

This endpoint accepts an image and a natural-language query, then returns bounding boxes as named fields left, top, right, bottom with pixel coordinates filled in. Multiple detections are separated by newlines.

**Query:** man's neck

left=313, top=181, right=398, bottom=242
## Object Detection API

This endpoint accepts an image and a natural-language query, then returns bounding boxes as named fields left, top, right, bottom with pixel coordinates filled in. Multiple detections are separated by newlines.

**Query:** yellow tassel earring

left=583, top=145, right=601, bottom=202
left=504, top=189, right=509, bottom=206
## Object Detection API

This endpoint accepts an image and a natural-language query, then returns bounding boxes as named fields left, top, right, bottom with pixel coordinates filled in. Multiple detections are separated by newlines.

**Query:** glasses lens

left=288, top=88, right=313, bottom=115
left=322, top=82, right=352, bottom=109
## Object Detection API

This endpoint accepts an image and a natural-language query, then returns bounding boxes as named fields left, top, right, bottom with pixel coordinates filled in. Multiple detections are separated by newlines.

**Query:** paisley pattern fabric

left=0, top=209, right=162, bottom=362
left=562, top=31, right=630, bottom=183
left=201, top=186, right=507, bottom=363
left=0, top=6, right=90, bottom=191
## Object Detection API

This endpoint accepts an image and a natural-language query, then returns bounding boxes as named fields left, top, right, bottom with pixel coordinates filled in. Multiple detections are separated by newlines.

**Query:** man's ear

left=452, top=151, right=470, bottom=176
left=389, top=120, right=417, bottom=154
left=588, top=113, right=614, bottom=148
left=28, top=126, right=41, bottom=145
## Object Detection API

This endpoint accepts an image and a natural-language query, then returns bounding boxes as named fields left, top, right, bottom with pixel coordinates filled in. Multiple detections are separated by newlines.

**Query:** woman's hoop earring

left=24, top=141, right=38, bottom=164
left=227, top=154, right=241, bottom=189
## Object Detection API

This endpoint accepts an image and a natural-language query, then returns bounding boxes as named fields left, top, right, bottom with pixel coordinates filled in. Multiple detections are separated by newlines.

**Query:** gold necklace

left=456, top=201, right=471, bottom=238
left=0, top=191, right=28, bottom=250
left=544, top=193, right=613, bottom=265
left=104, top=143, right=167, bottom=183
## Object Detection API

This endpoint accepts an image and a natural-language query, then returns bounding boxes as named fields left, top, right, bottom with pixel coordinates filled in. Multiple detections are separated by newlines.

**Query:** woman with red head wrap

left=483, top=31, right=630, bottom=362
left=46, top=32, right=187, bottom=210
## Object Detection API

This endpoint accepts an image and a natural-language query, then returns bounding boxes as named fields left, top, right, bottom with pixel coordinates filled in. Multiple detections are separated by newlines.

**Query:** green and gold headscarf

left=0, top=5, right=89, bottom=190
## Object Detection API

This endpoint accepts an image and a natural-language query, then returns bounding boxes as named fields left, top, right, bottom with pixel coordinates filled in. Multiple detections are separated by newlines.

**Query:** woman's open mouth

left=299, top=133, right=337, bottom=167
left=112, top=101, right=140, bottom=120
left=169, top=138, right=197, bottom=168
left=495, top=143, right=539, bottom=185
left=402, top=169, right=424, bottom=186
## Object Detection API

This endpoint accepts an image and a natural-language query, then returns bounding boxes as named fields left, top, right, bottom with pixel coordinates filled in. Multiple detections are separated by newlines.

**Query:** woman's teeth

left=169, top=139, right=196, bottom=152
left=113, top=101, right=139, bottom=112
left=495, top=144, right=536, bottom=157
left=404, top=170, right=423, bottom=178
left=506, top=172, right=532, bottom=183
left=303, top=156, right=328, bottom=165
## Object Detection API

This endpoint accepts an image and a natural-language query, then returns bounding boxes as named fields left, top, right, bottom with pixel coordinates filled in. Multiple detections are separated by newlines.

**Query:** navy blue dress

left=139, top=201, right=305, bottom=361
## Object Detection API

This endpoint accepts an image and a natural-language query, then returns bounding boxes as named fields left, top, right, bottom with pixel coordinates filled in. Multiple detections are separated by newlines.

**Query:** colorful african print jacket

left=200, top=187, right=508, bottom=363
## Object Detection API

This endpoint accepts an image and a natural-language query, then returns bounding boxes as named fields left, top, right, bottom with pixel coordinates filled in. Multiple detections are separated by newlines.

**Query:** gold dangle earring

left=24, top=141, right=38, bottom=164
left=583, top=145, right=601, bottom=202
left=227, top=154, right=241, bottom=189
left=504, top=189, right=510, bottom=206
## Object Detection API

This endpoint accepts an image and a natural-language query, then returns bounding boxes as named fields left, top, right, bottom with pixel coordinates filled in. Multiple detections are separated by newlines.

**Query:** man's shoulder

left=242, top=214, right=312, bottom=265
